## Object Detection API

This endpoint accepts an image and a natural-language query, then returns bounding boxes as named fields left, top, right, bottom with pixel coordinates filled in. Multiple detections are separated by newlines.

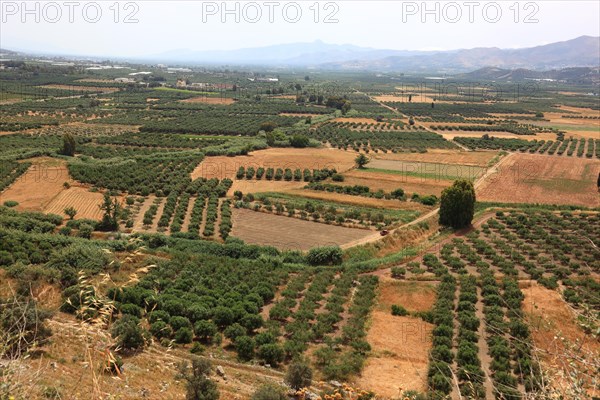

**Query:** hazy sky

left=1, top=0, right=599, bottom=57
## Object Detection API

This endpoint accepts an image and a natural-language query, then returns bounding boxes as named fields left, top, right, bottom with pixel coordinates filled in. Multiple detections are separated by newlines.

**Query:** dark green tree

left=111, top=315, right=147, bottom=352
left=290, top=134, right=309, bottom=148
left=64, top=206, right=77, bottom=220
left=439, top=180, right=476, bottom=229
left=341, top=101, right=351, bottom=115
left=260, top=121, right=277, bottom=133
left=98, top=192, right=121, bottom=231
left=61, top=133, right=76, bottom=156
left=354, top=154, right=370, bottom=169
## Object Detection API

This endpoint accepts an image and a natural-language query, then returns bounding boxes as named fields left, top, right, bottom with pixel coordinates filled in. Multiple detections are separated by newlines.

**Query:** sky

left=1, top=0, right=599, bottom=58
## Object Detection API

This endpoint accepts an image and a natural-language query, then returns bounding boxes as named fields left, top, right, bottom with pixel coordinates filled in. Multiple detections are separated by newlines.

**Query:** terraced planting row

left=431, top=122, right=555, bottom=136
left=134, top=179, right=233, bottom=240
left=68, top=153, right=205, bottom=196
left=405, top=210, right=600, bottom=397
left=327, top=120, right=406, bottom=131
left=267, top=268, right=379, bottom=380
left=312, top=125, right=456, bottom=153
left=0, top=161, right=31, bottom=193
left=235, top=166, right=337, bottom=182
left=139, top=113, right=300, bottom=136
left=236, top=192, right=421, bottom=229
left=33, top=123, right=135, bottom=137
left=455, top=136, right=600, bottom=158
left=385, top=102, right=539, bottom=120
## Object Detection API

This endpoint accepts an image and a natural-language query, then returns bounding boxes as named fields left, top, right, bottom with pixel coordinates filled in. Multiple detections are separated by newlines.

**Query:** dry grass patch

left=0, top=158, right=72, bottom=212
left=8, top=313, right=294, bottom=400
left=43, top=187, right=110, bottom=220
left=523, top=282, right=600, bottom=398
left=476, top=153, right=600, bottom=207
left=342, top=170, right=451, bottom=197
left=38, top=84, right=119, bottom=93
left=289, top=188, right=428, bottom=211
left=228, top=180, right=305, bottom=195
left=354, top=279, right=435, bottom=396
left=373, top=149, right=497, bottom=167
left=193, top=148, right=356, bottom=179
left=367, top=159, right=485, bottom=180
left=179, top=96, right=235, bottom=105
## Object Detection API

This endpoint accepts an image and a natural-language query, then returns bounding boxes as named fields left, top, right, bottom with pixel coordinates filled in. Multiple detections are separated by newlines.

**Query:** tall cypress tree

left=439, top=180, right=476, bottom=229
left=61, top=133, right=76, bottom=156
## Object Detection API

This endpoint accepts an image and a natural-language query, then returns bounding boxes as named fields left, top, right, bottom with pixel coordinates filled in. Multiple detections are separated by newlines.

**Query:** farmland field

left=373, top=149, right=498, bottom=166
left=1, top=46, right=600, bottom=400
left=477, top=153, right=600, bottom=206
left=355, top=280, right=436, bottom=395
left=43, top=186, right=109, bottom=220
left=341, top=170, right=452, bottom=196
left=230, top=208, right=373, bottom=250
left=193, top=147, right=356, bottom=180
left=366, top=159, right=486, bottom=181
left=0, top=158, right=72, bottom=211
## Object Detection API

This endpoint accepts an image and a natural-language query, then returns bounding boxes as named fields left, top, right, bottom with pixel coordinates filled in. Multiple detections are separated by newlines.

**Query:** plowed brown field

left=193, top=148, right=356, bottom=195
left=230, top=208, right=372, bottom=251
left=0, top=158, right=72, bottom=211
left=341, top=170, right=452, bottom=196
left=180, top=96, right=235, bottom=105
left=374, top=149, right=497, bottom=166
left=44, top=187, right=108, bottom=220
left=476, top=153, right=600, bottom=207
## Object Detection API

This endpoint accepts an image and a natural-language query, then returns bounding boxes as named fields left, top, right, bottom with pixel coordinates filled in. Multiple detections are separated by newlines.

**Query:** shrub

left=235, top=335, right=256, bottom=361
left=194, top=320, right=218, bottom=342
left=150, top=320, right=173, bottom=340
left=391, top=304, right=409, bottom=316
left=3, top=200, right=18, bottom=208
left=290, top=134, right=309, bottom=148
left=285, top=358, right=313, bottom=390
left=175, top=327, right=194, bottom=344
left=390, top=188, right=405, bottom=200
left=0, top=297, right=52, bottom=357
left=111, top=315, right=147, bottom=352
left=306, top=246, right=343, bottom=266
left=257, top=343, right=284, bottom=366
left=177, top=358, right=219, bottom=400
left=251, top=384, right=288, bottom=400
left=170, top=316, right=192, bottom=331
left=224, top=323, right=247, bottom=341
left=331, top=173, right=344, bottom=182
left=391, top=267, right=406, bottom=279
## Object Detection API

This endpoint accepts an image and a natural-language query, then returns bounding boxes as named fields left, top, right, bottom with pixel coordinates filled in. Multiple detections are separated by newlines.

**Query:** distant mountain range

left=146, top=36, right=600, bottom=72
left=3, top=36, right=599, bottom=74
left=455, top=66, right=600, bottom=85
left=459, top=66, right=600, bottom=82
